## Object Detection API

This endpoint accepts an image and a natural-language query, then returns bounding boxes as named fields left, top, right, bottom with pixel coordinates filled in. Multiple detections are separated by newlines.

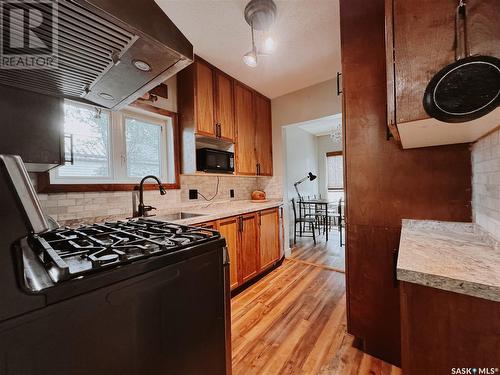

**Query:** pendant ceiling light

left=243, top=0, right=278, bottom=67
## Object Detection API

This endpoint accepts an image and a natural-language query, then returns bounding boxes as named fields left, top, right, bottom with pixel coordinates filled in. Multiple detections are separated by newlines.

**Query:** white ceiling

left=155, top=0, right=341, bottom=99
left=296, top=114, right=342, bottom=136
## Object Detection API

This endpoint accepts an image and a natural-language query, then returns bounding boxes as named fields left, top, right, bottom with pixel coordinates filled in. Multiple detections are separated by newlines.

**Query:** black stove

left=0, top=155, right=230, bottom=375
left=32, top=218, right=220, bottom=282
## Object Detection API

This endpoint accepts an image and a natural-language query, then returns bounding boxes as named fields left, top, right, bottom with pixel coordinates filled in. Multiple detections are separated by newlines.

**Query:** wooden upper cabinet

left=258, top=208, right=280, bottom=270
left=239, top=213, right=259, bottom=283
left=0, top=85, right=64, bottom=172
left=178, top=56, right=273, bottom=175
left=386, top=0, right=500, bottom=149
left=217, top=217, right=240, bottom=290
left=254, top=94, right=273, bottom=176
left=214, top=71, right=235, bottom=142
left=235, top=83, right=257, bottom=175
left=195, top=61, right=216, bottom=137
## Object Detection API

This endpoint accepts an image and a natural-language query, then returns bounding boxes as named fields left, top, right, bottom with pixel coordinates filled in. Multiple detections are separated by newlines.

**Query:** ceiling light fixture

left=243, top=0, right=277, bottom=67
left=243, top=22, right=258, bottom=67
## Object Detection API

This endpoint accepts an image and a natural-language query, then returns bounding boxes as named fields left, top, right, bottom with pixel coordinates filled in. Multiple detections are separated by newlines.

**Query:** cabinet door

left=235, top=84, right=257, bottom=175
left=254, top=94, right=273, bottom=176
left=0, top=85, right=64, bottom=171
left=195, top=61, right=216, bottom=136
left=217, top=217, right=240, bottom=290
left=390, top=0, right=500, bottom=125
left=259, top=208, right=280, bottom=270
left=214, top=71, right=235, bottom=142
left=240, top=213, right=259, bottom=283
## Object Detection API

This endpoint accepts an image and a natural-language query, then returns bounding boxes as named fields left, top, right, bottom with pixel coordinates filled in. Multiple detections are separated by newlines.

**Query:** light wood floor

left=291, top=231, right=345, bottom=272
left=231, top=246, right=401, bottom=375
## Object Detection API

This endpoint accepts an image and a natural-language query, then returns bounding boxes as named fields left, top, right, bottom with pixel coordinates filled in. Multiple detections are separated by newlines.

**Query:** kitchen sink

left=159, top=212, right=207, bottom=221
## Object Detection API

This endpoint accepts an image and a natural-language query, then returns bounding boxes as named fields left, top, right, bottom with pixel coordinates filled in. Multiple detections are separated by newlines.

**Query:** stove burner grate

left=32, top=218, right=220, bottom=282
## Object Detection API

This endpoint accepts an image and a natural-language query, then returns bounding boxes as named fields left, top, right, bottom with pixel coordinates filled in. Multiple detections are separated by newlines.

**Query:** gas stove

left=31, top=218, right=220, bottom=283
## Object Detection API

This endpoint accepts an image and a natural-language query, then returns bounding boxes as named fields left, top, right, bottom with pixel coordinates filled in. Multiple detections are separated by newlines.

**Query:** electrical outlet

left=230, top=189, right=235, bottom=198
left=189, top=189, right=198, bottom=200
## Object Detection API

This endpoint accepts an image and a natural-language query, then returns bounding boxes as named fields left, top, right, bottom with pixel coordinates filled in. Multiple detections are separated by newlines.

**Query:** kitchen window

left=42, top=101, right=179, bottom=191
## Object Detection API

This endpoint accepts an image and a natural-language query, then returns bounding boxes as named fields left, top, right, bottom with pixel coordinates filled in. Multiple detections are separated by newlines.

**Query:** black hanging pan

left=423, top=0, right=500, bottom=123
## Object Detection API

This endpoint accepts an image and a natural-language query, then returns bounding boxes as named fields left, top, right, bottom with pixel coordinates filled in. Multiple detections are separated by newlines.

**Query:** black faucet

left=136, top=175, right=166, bottom=217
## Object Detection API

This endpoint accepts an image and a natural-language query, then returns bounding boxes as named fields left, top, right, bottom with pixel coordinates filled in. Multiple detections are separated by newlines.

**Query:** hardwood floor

left=231, top=257, right=401, bottom=375
left=291, top=231, right=345, bottom=272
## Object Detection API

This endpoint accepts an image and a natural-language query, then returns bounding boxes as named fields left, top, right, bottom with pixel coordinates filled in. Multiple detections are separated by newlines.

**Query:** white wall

left=260, top=79, right=341, bottom=197
left=471, top=127, right=500, bottom=240
left=257, top=79, right=341, bottom=253
left=316, top=134, right=342, bottom=199
left=285, top=126, right=319, bottom=200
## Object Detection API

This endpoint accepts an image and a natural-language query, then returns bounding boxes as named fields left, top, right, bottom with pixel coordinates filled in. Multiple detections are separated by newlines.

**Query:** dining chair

left=291, top=198, right=317, bottom=245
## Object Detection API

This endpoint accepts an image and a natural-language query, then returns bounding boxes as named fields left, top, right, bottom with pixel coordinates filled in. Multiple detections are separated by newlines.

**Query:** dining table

left=298, top=198, right=341, bottom=243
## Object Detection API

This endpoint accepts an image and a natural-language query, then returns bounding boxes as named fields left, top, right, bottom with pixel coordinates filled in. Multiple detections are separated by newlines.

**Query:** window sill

left=36, top=173, right=180, bottom=193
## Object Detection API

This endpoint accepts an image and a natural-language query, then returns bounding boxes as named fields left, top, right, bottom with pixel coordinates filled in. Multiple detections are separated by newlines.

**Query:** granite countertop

left=397, top=219, right=500, bottom=302
left=158, top=199, right=283, bottom=226
left=59, top=199, right=283, bottom=228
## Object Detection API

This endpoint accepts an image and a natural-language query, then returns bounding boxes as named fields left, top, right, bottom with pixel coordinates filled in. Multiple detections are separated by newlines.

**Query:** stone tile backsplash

left=472, top=127, right=500, bottom=240
left=38, top=175, right=265, bottom=222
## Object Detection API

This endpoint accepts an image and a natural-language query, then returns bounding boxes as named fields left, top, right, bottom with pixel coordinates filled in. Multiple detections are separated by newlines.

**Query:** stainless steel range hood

left=0, top=0, right=193, bottom=109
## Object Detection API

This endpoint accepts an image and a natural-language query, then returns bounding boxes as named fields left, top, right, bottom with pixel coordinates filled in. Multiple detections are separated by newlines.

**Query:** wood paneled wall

left=339, top=0, right=472, bottom=365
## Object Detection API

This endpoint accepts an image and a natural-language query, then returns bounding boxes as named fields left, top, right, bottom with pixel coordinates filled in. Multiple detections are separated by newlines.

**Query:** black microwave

left=196, top=148, right=234, bottom=173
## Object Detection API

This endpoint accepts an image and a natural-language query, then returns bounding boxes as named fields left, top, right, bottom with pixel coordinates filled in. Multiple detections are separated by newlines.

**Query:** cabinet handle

left=64, top=133, right=74, bottom=165
left=215, top=123, right=221, bottom=138
left=238, top=216, right=243, bottom=232
left=336, top=72, right=342, bottom=95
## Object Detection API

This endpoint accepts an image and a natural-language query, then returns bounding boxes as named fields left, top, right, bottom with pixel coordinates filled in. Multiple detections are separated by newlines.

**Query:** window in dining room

left=326, top=151, right=344, bottom=202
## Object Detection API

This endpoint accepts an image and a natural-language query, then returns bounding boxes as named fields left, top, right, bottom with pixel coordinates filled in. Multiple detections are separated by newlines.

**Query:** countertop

left=397, top=219, right=499, bottom=302
left=59, top=199, right=283, bottom=228
left=159, top=199, right=283, bottom=226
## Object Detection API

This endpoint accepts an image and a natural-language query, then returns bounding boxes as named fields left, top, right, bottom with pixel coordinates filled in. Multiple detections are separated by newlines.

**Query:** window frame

left=37, top=102, right=180, bottom=193
left=326, top=151, right=344, bottom=191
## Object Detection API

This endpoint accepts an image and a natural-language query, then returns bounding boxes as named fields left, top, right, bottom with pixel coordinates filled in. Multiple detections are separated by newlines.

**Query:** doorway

left=282, top=113, right=345, bottom=271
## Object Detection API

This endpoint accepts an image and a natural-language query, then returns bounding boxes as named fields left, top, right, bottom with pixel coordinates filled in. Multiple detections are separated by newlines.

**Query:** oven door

left=0, top=248, right=229, bottom=375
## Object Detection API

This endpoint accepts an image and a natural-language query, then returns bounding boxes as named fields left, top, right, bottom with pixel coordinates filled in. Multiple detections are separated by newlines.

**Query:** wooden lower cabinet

left=239, top=213, right=259, bottom=283
left=215, top=207, right=281, bottom=291
left=400, top=282, right=500, bottom=374
left=198, top=221, right=217, bottom=230
left=217, top=217, right=240, bottom=290
left=258, top=208, right=280, bottom=270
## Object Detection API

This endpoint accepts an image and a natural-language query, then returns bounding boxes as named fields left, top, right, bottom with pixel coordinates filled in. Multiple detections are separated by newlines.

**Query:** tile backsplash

left=472, top=127, right=500, bottom=240
left=38, top=175, right=264, bottom=222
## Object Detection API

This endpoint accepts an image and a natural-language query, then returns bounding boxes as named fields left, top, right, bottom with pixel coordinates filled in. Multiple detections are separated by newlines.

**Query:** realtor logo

left=0, top=0, right=58, bottom=69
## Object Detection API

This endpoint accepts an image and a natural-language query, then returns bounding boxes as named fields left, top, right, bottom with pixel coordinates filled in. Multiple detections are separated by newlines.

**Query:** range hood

left=0, top=0, right=193, bottom=109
